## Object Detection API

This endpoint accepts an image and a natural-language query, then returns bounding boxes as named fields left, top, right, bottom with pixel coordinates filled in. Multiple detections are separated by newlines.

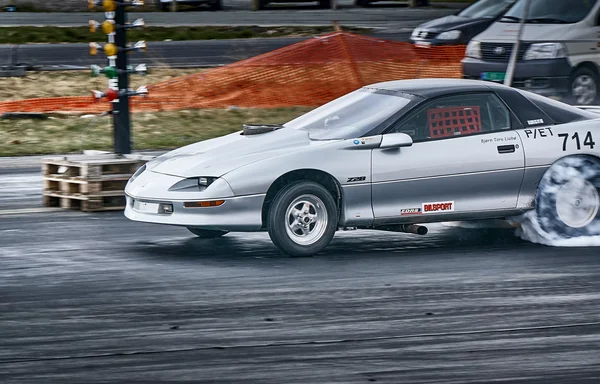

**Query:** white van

left=462, top=0, right=600, bottom=105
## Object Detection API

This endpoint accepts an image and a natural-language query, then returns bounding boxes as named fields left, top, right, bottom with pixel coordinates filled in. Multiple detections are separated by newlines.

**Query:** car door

left=371, top=92, right=525, bottom=221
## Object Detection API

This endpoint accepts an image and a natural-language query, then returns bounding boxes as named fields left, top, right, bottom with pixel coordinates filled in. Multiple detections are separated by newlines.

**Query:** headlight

left=465, top=40, right=481, bottom=59
left=523, top=43, right=566, bottom=60
left=411, top=28, right=420, bottom=38
left=437, top=30, right=462, bottom=41
left=168, top=177, right=218, bottom=192
left=129, top=164, right=146, bottom=183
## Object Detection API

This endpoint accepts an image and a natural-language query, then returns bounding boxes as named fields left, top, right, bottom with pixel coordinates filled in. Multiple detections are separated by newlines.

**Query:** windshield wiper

left=500, top=15, right=522, bottom=22
left=526, top=17, right=570, bottom=24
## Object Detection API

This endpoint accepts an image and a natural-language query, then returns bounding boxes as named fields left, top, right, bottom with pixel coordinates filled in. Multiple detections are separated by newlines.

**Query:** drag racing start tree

left=88, top=0, right=149, bottom=155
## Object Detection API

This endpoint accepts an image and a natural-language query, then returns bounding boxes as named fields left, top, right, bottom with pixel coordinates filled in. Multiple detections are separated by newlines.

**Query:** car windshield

left=501, top=0, right=596, bottom=24
left=458, top=0, right=516, bottom=19
left=283, top=88, right=413, bottom=140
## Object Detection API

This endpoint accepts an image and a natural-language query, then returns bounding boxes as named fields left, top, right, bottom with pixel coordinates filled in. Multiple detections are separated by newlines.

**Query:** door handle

left=497, top=144, right=515, bottom=154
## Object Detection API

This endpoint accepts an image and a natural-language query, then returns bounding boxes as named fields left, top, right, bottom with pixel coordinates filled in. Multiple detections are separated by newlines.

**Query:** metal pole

left=113, top=3, right=131, bottom=155
left=504, top=0, right=531, bottom=87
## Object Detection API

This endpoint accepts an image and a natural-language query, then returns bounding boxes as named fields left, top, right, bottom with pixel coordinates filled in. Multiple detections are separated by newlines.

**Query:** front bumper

left=123, top=169, right=264, bottom=231
left=462, top=57, right=572, bottom=96
left=410, top=37, right=459, bottom=47
left=124, top=193, right=265, bottom=231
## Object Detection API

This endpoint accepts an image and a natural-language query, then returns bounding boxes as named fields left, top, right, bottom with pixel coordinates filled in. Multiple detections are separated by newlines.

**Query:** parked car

left=125, top=79, right=600, bottom=257
left=410, top=0, right=516, bottom=46
left=357, top=0, right=429, bottom=7
left=156, top=0, right=221, bottom=11
left=252, top=0, right=331, bottom=10
left=462, top=0, right=600, bottom=105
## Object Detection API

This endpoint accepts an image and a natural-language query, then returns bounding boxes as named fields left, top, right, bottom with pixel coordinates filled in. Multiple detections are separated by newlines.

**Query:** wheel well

left=261, top=169, right=343, bottom=229
left=571, top=62, right=600, bottom=80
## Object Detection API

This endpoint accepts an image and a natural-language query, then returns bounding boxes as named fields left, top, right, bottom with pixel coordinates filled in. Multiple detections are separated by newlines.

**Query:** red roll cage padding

left=428, top=106, right=481, bottom=139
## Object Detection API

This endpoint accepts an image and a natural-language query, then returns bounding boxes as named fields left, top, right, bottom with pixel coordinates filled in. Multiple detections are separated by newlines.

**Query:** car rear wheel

left=267, top=181, right=338, bottom=257
left=535, top=155, right=600, bottom=238
left=569, top=67, right=598, bottom=105
left=187, top=227, right=229, bottom=238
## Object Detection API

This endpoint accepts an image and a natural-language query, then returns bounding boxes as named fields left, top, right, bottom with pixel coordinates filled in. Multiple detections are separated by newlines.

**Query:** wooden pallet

left=42, top=153, right=154, bottom=212
left=43, top=191, right=127, bottom=212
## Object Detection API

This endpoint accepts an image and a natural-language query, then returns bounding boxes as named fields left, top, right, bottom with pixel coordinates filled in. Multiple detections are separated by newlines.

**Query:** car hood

left=475, top=22, right=580, bottom=42
left=417, top=15, right=490, bottom=32
left=147, top=127, right=318, bottom=178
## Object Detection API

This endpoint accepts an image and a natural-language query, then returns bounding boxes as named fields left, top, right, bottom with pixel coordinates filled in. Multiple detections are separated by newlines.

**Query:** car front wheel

left=535, top=155, right=600, bottom=238
left=267, top=181, right=338, bottom=257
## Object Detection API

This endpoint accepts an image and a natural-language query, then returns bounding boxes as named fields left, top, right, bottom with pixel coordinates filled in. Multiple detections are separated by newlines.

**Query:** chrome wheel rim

left=285, top=194, right=328, bottom=246
left=572, top=75, right=597, bottom=105
left=555, top=178, right=599, bottom=228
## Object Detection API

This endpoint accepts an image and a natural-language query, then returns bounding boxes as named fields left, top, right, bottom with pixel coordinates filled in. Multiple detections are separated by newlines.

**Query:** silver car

left=124, top=79, right=600, bottom=256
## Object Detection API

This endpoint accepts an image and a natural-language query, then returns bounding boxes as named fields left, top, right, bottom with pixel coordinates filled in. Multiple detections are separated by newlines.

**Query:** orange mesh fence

left=0, top=32, right=466, bottom=114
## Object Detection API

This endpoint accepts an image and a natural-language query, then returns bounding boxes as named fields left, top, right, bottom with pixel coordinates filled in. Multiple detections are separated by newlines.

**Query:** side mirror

left=380, top=132, right=413, bottom=149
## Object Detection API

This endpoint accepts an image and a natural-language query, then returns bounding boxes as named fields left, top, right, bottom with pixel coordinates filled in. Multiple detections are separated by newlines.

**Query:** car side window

left=389, top=93, right=511, bottom=141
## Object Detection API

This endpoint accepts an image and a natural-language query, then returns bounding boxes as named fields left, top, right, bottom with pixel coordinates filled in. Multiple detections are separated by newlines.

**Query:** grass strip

left=0, top=107, right=312, bottom=156
left=0, top=25, right=370, bottom=44
left=0, top=69, right=202, bottom=101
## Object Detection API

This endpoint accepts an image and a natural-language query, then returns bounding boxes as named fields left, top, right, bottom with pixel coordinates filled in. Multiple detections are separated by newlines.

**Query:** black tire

left=355, top=0, right=369, bottom=6
left=568, top=67, right=599, bottom=106
left=187, top=227, right=229, bottom=238
left=267, top=181, right=338, bottom=257
left=535, top=155, right=600, bottom=238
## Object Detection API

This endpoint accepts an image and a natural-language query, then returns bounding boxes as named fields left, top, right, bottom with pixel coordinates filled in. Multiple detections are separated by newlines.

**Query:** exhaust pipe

left=377, top=224, right=428, bottom=235
left=400, top=224, right=428, bottom=235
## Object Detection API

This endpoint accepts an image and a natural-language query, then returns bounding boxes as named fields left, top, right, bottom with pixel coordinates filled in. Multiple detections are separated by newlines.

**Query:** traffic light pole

left=89, top=0, right=147, bottom=155
left=113, top=4, right=131, bottom=155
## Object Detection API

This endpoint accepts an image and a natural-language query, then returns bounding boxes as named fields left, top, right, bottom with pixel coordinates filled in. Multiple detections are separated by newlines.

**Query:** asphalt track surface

left=2, top=162, right=600, bottom=383
left=0, top=5, right=459, bottom=68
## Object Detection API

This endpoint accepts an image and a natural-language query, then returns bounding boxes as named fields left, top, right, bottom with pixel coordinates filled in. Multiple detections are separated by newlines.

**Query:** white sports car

left=125, top=79, right=600, bottom=256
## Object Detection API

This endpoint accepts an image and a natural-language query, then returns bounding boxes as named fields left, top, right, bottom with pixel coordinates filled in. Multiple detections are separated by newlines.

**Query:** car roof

left=366, top=78, right=508, bottom=99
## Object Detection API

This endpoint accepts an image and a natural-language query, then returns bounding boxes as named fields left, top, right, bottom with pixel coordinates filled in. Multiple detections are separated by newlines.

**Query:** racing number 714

left=558, top=131, right=595, bottom=151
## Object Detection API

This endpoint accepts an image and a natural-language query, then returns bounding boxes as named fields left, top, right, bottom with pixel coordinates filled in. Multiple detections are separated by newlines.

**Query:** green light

left=103, top=66, right=118, bottom=79
left=91, top=64, right=102, bottom=77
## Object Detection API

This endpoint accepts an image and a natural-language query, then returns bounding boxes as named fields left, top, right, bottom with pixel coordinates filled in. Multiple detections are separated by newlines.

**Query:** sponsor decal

left=360, top=136, right=378, bottom=144
left=422, top=201, right=454, bottom=213
left=352, top=136, right=379, bottom=145
left=527, top=119, right=545, bottom=126
left=401, top=208, right=422, bottom=215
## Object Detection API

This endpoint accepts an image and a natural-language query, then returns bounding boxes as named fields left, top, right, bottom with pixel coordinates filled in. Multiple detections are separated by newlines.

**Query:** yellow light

left=102, top=20, right=116, bottom=34
left=102, top=0, right=116, bottom=11
left=183, top=200, right=225, bottom=208
left=89, top=42, right=99, bottom=56
left=104, top=43, right=118, bottom=56
left=89, top=20, right=97, bottom=33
